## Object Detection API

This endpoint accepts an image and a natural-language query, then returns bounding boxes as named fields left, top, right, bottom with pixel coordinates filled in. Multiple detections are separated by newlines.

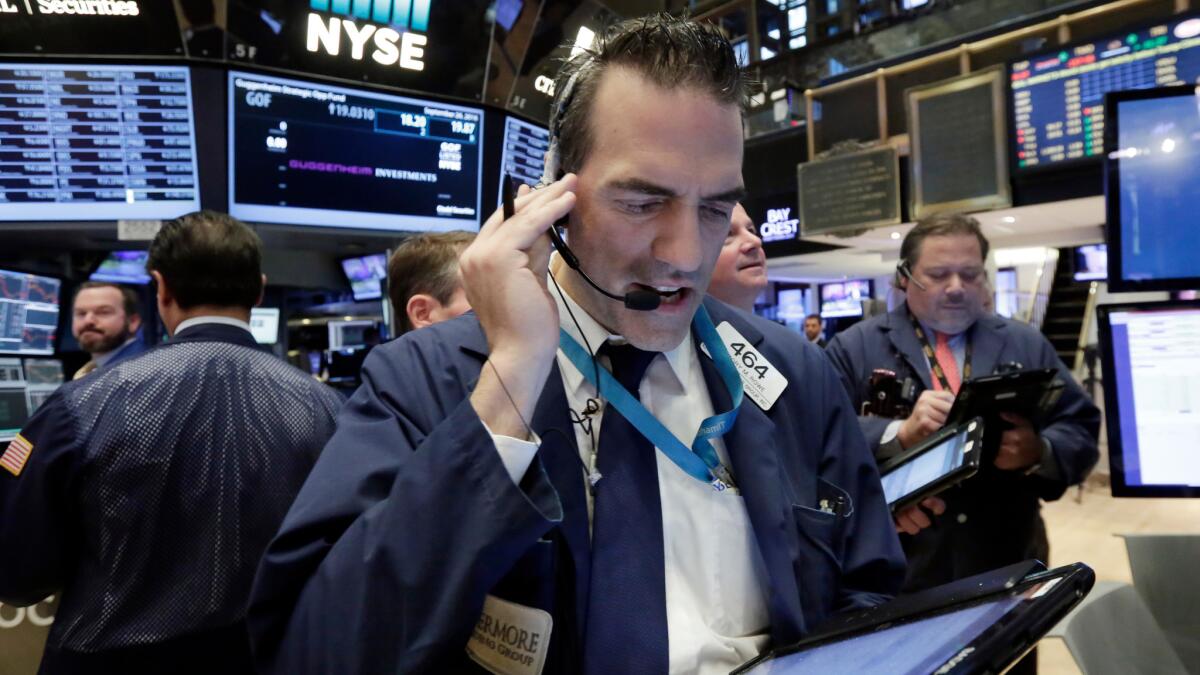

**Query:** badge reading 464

left=715, top=322, right=788, bottom=411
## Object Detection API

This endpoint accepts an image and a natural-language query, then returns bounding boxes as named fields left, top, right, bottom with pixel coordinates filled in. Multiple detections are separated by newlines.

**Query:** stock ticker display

left=0, top=269, right=60, bottom=356
left=0, top=63, right=200, bottom=220
left=228, top=70, right=483, bottom=232
left=1010, top=14, right=1200, bottom=169
left=498, top=115, right=548, bottom=202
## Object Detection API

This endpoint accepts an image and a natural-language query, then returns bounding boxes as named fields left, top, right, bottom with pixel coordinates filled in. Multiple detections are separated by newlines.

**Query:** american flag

left=1, top=434, right=33, bottom=477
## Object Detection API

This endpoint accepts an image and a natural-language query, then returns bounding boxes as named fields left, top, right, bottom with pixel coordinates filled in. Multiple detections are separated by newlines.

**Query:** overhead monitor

left=820, top=280, right=871, bottom=319
left=90, top=250, right=150, bottom=285
left=1010, top=13, right=1200, bottom=169
left=0, top=63, right=201, bottom=221
left=1073, top=244, right=1108, bottom=282
left=0, top=269, right=60, bottom=356
left=499, top=116, right=549, bottom=200
left=1098, top=301, right=1200, bottom=497
left=228, top=70, right=483, bottom=232
left=341, top=254, right=388, bottom=302
left=328, top=320, right=376, bottom=350
left=1104, top=86, right=1200, bottom=292
left=250, top=307, right=280, bottom=345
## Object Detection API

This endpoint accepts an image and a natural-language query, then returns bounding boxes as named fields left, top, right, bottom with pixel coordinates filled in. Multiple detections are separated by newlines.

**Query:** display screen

left=499, top=115, right=549, bottom=200
left=1109, top=92, right=1200, bottom=286
left=1010, top=14, right=1200, bottom=169
left=1074, top=244, right=1108, bottom=281
left=820, top=280, right=870, bottom=318
left=249, top=307, right=280, bottom=345
left=742, top=590, right=1029, bottom=674
left=0, top=63, right=200, bottom=221
left=341, top=254, right=388, bottom=301
left=994, top=268, right=1019, bottom=318
left=881, top=428, right=970, bottom=506
left=1102, top=305, right=1200, bottom=493
left=0, top=269, right=60, bottom=356
left=90, top=250, right=150, bottom=284
left=228, top=70, right=483, bottom=231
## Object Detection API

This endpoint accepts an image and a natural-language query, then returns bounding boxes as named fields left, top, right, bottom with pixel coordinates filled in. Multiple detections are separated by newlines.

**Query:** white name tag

left=466, top=595, right=553, bottom=675
left=711, top=322, right=788, bottom=411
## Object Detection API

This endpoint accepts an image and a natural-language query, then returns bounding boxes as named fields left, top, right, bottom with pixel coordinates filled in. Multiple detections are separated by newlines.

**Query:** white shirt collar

left=174, top=315, right=253, bottom=336
left=550, top=272, right=694, bottom=395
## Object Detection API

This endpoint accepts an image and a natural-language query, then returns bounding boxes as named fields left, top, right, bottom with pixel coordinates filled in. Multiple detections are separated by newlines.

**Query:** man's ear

left=128, top=312, right=143, bottom=334
left=150, top=270, right=173, bottom=307
left=406, top=294, right=441, bottom=330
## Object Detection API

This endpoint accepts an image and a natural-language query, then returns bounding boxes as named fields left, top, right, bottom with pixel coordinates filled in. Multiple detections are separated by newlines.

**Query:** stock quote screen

left=0, top=63, right=200, bottom=220
left=0, top=269, right=60, bottom=356
left=1010, top=14, right=1200, bottom=169
left=498, top=116, right=549, bottom=203
left=228, top=71, right=483, bottom=231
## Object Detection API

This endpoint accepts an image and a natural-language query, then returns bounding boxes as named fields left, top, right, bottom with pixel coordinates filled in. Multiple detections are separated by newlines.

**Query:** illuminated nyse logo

left=0, top=0, right=140, bottom=15
left=307, top=0, right=429, bottom=72
left=759, top=207, right=799, bottom=243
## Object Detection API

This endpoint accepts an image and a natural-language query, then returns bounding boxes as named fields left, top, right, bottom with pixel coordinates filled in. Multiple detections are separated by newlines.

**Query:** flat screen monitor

left=0, top=63, right=201, bottom=220
left=1010, top=13, right=1200, bottom=170
left=329, top=320, right=377, bottom=350
left=1074, top=244, right=1108, bottom=282
left=341, top=254, right=388, bottom=301
left=0, top=357, right=29, bottom=442
left=250, top=307, right=280, bottom=345
left=1098, top=301, right=1200, bottom=497
left=0, top=269, right=60, bottom=356
left=90, top=250, right=150, bottom=285
left=228, top=70, right=483, bottom=232
left=994, top=267, right=1019, bottom=318
left=820, top=280, right=871, bottom=319
left=498, top=116, right=549, bottom=201
left=1104, top=86, right=1200, bottom=292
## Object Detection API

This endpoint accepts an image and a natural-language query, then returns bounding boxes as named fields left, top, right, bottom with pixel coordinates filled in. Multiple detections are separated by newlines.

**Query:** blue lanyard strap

left=557, top=305, right=744, bottom=490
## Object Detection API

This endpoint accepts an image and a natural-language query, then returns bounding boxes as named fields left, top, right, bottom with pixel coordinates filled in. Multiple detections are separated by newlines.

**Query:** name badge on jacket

left=710, top=322, right=788, bottom=410
left=466, top=595, right=553, bottom=675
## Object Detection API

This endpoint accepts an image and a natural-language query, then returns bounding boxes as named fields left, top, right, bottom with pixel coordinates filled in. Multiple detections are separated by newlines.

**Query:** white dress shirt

left=174, top=315, right=254, bottom=335
left=491, top=283, right=771, bottom=674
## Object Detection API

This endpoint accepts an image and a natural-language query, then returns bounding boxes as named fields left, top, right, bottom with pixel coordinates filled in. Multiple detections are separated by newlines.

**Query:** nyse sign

left=760, top=207, right=799, bottom=243
left=306, top=0, right=429, bottom=72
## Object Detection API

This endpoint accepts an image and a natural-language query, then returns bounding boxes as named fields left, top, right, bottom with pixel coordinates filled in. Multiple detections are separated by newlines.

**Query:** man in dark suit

left=0, top=211, right=343, bottom=674
left=69, top=281, right=148, bottom=379
left=249, top=15, right=904, bottom=675
left=707, top=203, right=767, bottom=312
left=825, top=212, right=1100, bottom=587
left=804, top=314, right=826, bottom=349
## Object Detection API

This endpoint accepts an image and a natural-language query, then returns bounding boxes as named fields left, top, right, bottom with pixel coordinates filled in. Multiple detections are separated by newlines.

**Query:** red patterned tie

left=934, top=331, right=962, bottom=394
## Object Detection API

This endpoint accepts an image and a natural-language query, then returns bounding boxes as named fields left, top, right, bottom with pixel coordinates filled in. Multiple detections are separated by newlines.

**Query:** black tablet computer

left=732, top=562, right=1095, bottom=675
left=945, top=368, right=1064, bottom=428
left=878, top=418, right=984, bottom=512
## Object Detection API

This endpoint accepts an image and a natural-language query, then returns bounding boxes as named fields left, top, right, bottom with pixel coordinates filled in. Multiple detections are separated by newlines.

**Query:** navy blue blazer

left=825, top=304, right=1100, bottom=589
left=248, top=298, right=906, bottom=674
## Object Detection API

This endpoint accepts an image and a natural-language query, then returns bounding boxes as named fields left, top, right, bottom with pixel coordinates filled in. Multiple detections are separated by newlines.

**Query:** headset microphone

left=897, top=261, right=929, bottom=291
left=504, top=174, right=661, bottom=312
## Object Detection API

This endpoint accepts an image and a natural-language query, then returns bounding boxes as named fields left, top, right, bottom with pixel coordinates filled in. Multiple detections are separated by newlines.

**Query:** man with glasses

left=825, top=214, right=1098, bottom=606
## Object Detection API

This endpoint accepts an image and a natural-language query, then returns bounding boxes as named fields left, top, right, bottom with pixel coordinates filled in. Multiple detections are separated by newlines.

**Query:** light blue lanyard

left=558, top=305, right=743, bottom=491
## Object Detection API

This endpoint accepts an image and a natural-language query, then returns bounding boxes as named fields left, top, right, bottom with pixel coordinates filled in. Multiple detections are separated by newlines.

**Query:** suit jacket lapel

left=694, top=307, right=807, bottom=643
left=967, top=314, right=1009, bottom=378
left=528, top=362, right=592, bottom=634
left=884, top=305, right=934, bottom=390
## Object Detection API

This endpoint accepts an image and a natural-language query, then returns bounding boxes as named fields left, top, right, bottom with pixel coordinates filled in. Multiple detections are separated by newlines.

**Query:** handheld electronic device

left=945, top=368, right=1063, bottom=429
left=733, top=562, right=1095, bottom=675
left=878, top=417, right=984, bottom=512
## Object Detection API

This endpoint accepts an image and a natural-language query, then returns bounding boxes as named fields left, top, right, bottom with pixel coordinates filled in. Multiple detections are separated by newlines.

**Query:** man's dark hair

left=897, top=212, right=991, bottom=287
left=387, top=231, right=475, bottom=334
left=551, top=13, right=748, bottom=175
left=147, top=210, right=263, bottom=310
left=74, top=281, right=140, bottom=318
left=805, top=313, right=821, bottom=322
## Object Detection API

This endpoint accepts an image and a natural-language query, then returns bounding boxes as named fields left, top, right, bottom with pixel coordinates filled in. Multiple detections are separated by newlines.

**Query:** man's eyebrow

left=605, top=179, right=748, bottom=203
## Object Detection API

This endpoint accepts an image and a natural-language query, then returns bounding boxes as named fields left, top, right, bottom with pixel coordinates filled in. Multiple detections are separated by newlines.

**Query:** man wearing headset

left=824, top=214, right=1099, bottom=601
left=249, top=14, right=903, bottom=675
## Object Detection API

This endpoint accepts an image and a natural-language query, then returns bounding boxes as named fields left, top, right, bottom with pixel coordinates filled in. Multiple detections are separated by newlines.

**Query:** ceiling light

left=1002, top=216, right=1016, bottom=223
left=890, top=231, right=901, bottom=240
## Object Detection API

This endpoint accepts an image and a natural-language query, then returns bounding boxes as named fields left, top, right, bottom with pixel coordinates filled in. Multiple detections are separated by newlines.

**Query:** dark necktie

left=582, top=342, right=668, bottom=674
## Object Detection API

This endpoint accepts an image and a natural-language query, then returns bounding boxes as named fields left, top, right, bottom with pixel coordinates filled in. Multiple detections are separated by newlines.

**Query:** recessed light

left=890, top=231, right=901, bottom=240
left=1002, top=216, right=1017, bottom=223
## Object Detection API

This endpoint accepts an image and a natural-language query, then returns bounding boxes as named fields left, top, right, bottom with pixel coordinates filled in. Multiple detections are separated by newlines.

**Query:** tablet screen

left=880, top=428, right=969, bottom=506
